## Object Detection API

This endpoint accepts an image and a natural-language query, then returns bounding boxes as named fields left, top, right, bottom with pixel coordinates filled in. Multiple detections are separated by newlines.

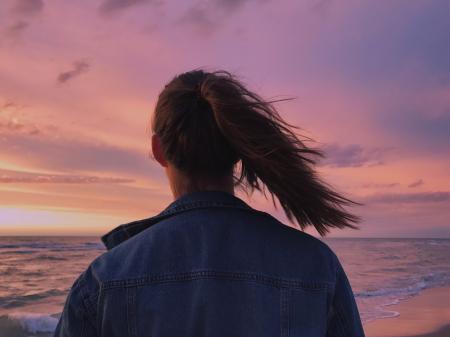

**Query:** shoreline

left=364, top=285, right=450, bottom=337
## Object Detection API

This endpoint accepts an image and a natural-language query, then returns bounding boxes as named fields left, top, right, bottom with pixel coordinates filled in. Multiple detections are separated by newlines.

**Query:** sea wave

left=0, top=242, right=104, bottom=251
left=355, top=271, right=450, bottom=323
left=0, top=250, right=36, bottom=255
left=0, top=289, right=67, bottom=309
left=0, top=312, right=58, bottom=337
left=356, top=271, right=450, bottom=300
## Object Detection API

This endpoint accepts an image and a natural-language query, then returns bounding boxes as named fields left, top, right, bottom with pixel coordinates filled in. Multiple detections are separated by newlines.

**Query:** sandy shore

left=364, top=286, right=450, bottom=337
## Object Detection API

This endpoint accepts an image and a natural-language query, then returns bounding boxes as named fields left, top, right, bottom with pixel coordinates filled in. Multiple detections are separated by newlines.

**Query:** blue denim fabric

left=54, top=190, right=365, bottom=337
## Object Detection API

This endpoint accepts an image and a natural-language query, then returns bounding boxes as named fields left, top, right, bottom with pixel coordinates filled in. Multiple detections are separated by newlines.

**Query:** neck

left=166, top=165, right=235, bottom=199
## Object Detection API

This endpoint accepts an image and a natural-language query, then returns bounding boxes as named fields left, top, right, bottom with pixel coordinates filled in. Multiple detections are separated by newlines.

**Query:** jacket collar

left=101, top=190, right=254, bottom=251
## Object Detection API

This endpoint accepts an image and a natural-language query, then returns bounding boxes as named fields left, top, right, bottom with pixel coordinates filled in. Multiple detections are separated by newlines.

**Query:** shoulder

left=88, top=228, right=158, bottom=281
left=242, top=210, right=340, bottom=279
left=54, top=264, right=100, bottom=336
left=261, top=211, right=337, bottom=256
left=91, top=210, right=340, bottom=282
left=67, top=263, right=101, bottom=316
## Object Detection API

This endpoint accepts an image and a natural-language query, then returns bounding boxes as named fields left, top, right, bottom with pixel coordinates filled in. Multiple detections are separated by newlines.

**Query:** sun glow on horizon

left=0, top=207, right=128, bottom=236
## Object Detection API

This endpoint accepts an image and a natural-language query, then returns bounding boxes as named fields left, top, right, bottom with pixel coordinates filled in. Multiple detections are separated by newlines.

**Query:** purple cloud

left=215, top=0, right=249, bottom=12
left=12, top=0, right=44, bottom=15
left=408, top=179, right=424, bottom=188
left=98, top=0, right=158, bottom=15
left=310, top=0, right=332, bottom=14
left=178, top=0, right=266, bottom=34
left=364, top=191, right=450, bottom=204
left=318, top=143, right=394, bottom=168
left=177, top=5, right=219, bottom=34
left=57, top=60, right=90, bottom=84
left=6, top=20, right=29, bottom=35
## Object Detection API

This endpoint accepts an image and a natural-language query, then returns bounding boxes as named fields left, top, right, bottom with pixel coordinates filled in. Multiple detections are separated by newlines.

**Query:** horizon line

left=0, top=235, right=449, bottom=240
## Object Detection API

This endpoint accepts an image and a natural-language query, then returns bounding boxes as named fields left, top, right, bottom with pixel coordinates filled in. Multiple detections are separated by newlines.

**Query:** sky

left=0, top=0, right=449, bottom=237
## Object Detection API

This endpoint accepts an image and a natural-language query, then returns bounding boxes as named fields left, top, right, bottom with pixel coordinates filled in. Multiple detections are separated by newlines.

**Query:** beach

left=364, top=285, right=450, bottom=337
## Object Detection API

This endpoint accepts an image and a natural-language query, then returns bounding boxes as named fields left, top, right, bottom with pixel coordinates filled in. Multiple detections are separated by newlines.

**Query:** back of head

left=152, top=68, right=363, bottom=236
left=152, top=69, right=239, bottom=178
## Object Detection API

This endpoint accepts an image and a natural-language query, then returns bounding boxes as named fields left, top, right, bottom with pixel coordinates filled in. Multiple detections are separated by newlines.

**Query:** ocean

left=1, top=237, right=449, bottom=336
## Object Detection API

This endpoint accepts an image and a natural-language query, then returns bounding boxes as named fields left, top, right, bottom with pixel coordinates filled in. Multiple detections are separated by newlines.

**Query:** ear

left=151, top=133, right=168, bottom=167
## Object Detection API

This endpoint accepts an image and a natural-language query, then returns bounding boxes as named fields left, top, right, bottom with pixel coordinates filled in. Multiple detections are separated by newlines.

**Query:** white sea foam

left=7, top=312, right=58, bottom=334
left=356, top=272, right=450, bottom=299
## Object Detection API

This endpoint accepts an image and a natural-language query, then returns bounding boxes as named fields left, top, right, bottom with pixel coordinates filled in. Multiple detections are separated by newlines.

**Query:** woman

left=54, top=69, right=365, bottom=337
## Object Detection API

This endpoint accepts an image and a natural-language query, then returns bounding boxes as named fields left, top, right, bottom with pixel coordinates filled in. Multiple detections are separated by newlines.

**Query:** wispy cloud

left=0, top=118, right=42, bottom=136
left=0, top=107, right=55, bottom=137
left=0, top=169, right=134, bottom=184
left=408, top=179, right=424, bottom=188
left=0, top=110, right=159, bottom=178
left=178, top=0, right=264, bottom=34
left=364, top=191, right=450, bottom=204
left=361, top=182, right=399, bottom=189
left=318, top=143, right=394, bottom=168
left=1, top=101, right=19, bottom=110
left=6, top=20, right=29, bottom=36
left=5, top=0, right=44, bottom=38
left=0, top=129, right=160, bottom=178
left=12, top=0, right=44, bottom=15
left=310, top=0, right=332, bottom=14
left=57, top=60, right=90, bottom=84
left=177, top=5, right=219, bottom=34
left=98, top=0, right=157, bottom=15
left=215, top=0, right=250, bottom=13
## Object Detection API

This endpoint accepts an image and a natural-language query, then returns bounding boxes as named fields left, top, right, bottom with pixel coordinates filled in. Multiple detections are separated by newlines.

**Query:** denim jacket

left=54, top=190, right=365, bottom=337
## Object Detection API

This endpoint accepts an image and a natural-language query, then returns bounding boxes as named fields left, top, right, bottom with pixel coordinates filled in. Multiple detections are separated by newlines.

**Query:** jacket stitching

left=96, top=285, right=104, bottom=337
left=331, top=255, right=348, bottom=337
left=100, top=270, right=332, bottom=291
left=280, top=288, right=290, bottom=337
left=127, top=287, right=137, bottom=337
left=74, top=274, right=92, bottom=317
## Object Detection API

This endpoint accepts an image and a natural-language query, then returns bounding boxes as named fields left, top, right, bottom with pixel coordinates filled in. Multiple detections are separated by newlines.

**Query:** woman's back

left=55, top=190, right=364, bottom=337
left=54, top=68, right=365, bottom=336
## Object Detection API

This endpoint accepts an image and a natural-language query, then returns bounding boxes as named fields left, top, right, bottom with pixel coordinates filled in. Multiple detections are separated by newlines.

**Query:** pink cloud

left=0, top=169, right=134, bottom=184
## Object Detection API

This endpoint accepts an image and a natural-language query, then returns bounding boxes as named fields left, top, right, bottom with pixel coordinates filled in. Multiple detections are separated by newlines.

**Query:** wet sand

left=364, top=286, right=450, bottom=337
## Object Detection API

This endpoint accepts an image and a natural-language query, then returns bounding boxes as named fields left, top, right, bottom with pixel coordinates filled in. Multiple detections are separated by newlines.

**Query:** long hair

left=151, top=68, right=363, bottom=236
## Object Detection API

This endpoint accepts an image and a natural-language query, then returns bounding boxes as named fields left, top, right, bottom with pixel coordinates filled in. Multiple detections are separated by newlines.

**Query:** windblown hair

left=151, top=68, right=363, bottom=236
